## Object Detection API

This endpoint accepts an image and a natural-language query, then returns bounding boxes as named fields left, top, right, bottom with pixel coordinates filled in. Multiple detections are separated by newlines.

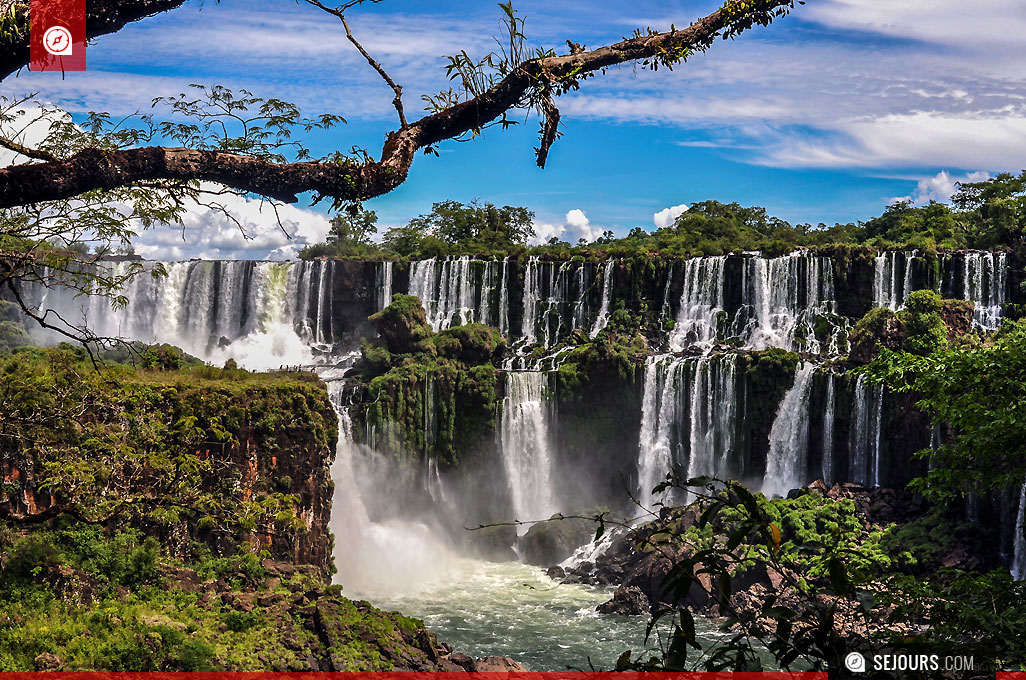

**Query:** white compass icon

left=43, top=25, right=73, bottom=56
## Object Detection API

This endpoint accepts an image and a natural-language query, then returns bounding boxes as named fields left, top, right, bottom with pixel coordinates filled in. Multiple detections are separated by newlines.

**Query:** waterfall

left=499, top=371, right=557, bottom=532
left=521, top=256, right=543, bottom=345
left=520, top=257, right=594, bottom=346
left=327, top=380, right=456, bottom=594
left=849, top=373, right=884, bottom=487
left=478, top=260, right=495, bottom=328
left=822, top=373, right=836, bottom=485
left=873, top=250, right=916, bottom=310
left=961, top=251, right=1007, bottom=330
left=669, top=256, right=726, bottom=352
left=636, top=354, right=739, bottom=508
left=636, top=356, right=685, bottom=509
left=685, top=355, right=739, bottom=488
left=762, top=363, right=816, bottom=497
left=590, top=258, right=615, bottom=336
left=409, top=257, right=477, bottom=331
left=740, top=251, right=837, bottom=353
left=378, top=260, right=393, bottom=310
left=1012, top=482, right=1026, bottom=581
left=25, top=260, right=314, bottom=369
left=498, top=256, right=511, bottom=338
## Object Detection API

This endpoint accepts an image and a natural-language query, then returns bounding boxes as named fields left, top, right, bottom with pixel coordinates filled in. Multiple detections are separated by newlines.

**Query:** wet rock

left=597, top=585, right=650, bottom=616
left=522, top=515, right=594, bottom=566
left=546, top=566, right=566, bottom=580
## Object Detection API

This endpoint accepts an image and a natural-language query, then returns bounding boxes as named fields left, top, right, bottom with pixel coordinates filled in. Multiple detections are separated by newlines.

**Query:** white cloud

left=132, top=187, right=332, bottom=261
left=890, top=170, right=991, bottom=206
left=529, top=208, right=604, bottom=245
left=653, top=203, right=688, bottom=228
left=759, top=112, right=1026, bottom=170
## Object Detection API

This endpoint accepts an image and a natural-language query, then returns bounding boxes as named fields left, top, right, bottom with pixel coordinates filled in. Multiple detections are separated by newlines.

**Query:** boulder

left=597, top=585, right=650, bottom=616
left=521, top=516, right=595, bottom=566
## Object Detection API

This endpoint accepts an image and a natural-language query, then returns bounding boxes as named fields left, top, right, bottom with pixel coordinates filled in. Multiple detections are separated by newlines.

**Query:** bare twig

left=303, top=0, right=408, bottom=128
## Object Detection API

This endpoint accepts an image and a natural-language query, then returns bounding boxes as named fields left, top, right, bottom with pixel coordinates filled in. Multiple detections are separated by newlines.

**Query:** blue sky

left=5, top=0, right=1026, bottom=258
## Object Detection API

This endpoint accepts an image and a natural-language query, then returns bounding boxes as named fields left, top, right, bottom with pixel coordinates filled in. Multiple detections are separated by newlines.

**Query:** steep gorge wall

left=0, top=353, right=338, bottom=573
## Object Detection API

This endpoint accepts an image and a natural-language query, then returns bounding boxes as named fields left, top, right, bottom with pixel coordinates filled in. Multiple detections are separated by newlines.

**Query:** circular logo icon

left=845, top=651, right=867, bottom=673
left=43, top=25, right=74, bottom=56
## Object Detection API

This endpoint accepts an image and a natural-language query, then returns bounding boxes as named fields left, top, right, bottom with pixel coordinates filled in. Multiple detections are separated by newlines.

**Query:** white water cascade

left=669, top=256, right=726, bottom=352
left=762, top=363, right=816, bottom=497
left=740, top=251, right=837, bottom=353
left=590, top=258, right=615, bottom=337
left=31, top=260, right=317, bottom=370
left=636, top=354, right=739, bottom=508
left=636, top=356, right=685, bottom=509
left=685, top=355, right=739, bottom=488
left=327, top=379, right=457, bottom=594
left=377, top=260, right=393, bottom=310
left=822, top=373, right=836, bottom=485
left=1012, top=482, right=1026, bottom=581
left=849, top=373, right=884, bottom=487
left=873, top=250, right=915, bottom=310
left=499, top=371, right=557, bottom=532
left=409, top=257, right=477, bottom=331
left=961, top=251, right=1007, bottom=330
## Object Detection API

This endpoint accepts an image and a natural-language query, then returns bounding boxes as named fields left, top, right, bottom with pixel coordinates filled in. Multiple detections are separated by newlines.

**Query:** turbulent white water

left=360, top=559, right=656, bottom=671
left=636, top=354, right=739, bottom=507
left=873, top=251, right=912, bottom=310
left=500, top=371, right=557, bottom=531
left=327, top=380, right=458, bottom=594
left=741, top=252, right=836, bottom=353
left=669, top=256, right=726, bottom=352
left=850, top=373, right=884, bottom=487
left=636, top=356, right=685, bottom=509
left=410, top=257, right=478, bottom=331
left=763, top=363, right=816, bottom=497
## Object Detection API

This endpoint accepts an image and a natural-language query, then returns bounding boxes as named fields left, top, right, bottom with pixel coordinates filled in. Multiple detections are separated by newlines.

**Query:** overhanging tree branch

left=0, top=0, right=798, bottom=210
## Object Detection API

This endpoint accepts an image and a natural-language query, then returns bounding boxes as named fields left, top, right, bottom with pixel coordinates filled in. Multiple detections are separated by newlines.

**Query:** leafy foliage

left=866, top=319, right=1026, bottom=501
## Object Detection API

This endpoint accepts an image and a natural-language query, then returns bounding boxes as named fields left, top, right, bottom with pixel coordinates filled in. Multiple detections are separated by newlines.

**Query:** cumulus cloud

left=890, top=170, right=991, bottom=206
left=132, top=187, right=332, bottom=261
left=653, top=203, right=689, bottom=228
left=529, top=209, right=605, bottom=245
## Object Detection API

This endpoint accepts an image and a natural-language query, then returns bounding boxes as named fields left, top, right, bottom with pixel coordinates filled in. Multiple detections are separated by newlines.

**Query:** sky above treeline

left=6, top=0, right=1025, bottom=259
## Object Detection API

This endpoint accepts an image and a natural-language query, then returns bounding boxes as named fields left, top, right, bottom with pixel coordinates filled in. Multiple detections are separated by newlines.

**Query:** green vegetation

left=0, top=519, right=430, bottom=671
left=867, top=318, right=1026, bottom=501
left=298, top=172, right=1026, bottom=262
left=356, top=295, right=504, bottom=466
left=0, top=345, right=335, bottom=552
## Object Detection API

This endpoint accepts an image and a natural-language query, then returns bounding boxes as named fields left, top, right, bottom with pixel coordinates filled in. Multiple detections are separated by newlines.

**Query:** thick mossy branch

left=0, top=0, right=797, bottom=209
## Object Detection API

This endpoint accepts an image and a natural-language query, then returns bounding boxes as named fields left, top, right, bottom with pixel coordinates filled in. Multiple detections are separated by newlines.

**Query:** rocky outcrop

left=596, top=585, right=649, bottom=616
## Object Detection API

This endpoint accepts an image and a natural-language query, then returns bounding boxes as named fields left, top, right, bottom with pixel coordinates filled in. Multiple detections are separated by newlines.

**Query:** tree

left=406, top=199, right=534, bottom=250
left=952, top=171, right=1026, bottom=247
left=0, top=0, right=802, bottom=339
left=0, top=0, right=801, bottom=211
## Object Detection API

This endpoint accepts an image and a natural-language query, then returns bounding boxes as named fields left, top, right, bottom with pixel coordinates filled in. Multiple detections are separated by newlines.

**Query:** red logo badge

left=30, top=0, right=86, bottom=71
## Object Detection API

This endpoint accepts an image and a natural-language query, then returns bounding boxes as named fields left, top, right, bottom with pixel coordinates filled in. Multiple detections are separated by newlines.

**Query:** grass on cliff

left=0, top=519, right=425, bottom=671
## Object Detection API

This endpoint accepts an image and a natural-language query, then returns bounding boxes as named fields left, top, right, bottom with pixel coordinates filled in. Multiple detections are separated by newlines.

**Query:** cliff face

left=0, top=348, right=337, bottom=574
